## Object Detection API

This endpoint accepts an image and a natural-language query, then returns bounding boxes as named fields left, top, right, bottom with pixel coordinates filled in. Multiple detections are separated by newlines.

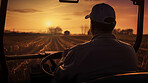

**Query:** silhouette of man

left=54, top=3, right=137, bottom=83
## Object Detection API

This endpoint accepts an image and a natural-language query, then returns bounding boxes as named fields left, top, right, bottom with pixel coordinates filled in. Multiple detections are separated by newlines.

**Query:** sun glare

left=46, top=22, right=51, bottom=27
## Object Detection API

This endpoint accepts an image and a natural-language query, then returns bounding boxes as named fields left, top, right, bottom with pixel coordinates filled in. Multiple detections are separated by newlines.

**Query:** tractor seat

left=85, top=72, right=148, bottom=83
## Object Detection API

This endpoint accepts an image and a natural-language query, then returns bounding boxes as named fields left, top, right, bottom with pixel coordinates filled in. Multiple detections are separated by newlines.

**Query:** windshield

left=3, top=0, right=148, bottom=82
left=4, top=0, right=141, bottom=53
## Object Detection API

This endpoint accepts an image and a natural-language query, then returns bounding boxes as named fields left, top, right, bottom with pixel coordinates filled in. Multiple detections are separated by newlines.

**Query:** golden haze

left=4, top=0, right=148, bottom=34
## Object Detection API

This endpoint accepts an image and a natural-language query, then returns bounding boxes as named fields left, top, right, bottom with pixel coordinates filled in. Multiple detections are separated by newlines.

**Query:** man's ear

left=113, top=21, right=116, bottom=27
left=90, top=24, right=95, bottom=35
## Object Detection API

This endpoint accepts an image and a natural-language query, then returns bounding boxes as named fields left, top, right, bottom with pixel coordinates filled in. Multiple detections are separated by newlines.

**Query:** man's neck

left=93, top=32, right=112, bottom=37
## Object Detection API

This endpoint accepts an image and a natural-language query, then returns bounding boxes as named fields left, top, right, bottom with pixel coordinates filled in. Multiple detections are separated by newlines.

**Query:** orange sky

left=3, top=0, right=148, bottom=34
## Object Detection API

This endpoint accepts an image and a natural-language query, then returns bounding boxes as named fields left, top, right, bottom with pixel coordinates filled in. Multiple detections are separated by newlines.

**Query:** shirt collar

left=91, top=33, right=116, bottom=40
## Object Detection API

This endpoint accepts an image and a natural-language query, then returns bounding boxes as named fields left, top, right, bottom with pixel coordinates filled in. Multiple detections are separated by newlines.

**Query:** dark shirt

left=55, top=33, right=138, bottom=83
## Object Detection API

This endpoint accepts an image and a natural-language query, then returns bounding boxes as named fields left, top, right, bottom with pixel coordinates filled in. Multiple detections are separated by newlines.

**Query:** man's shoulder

left=69, top=39, right=135, bottom=52
left=117, top=40, right=132, bottom=47
left=116, top=40, right=135, bottom=51
left=70, top=41, right=93, bottom=51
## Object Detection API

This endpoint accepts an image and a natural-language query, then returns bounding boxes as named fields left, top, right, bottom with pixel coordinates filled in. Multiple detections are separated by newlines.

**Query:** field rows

left=5, top=35, right=90, bottom=82
left=4, top=34, right=148, bottom=82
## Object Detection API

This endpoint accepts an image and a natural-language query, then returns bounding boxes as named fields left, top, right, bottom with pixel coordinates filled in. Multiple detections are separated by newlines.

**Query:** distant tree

left=4, top=30, right=11, bottom=33
left=113, top=29, right=121, bottom=34
left=64, top=30, right=70, bottom=35
left=113, top=28, right=133, bottom=35
left=126, top=29, right=133, bottom=35
left=48, top=27, right=55, bottom=35
left=120, top=29, right=133, bottom=35
left=81, top=26, right=84, bottom=34
left=81, top=25, right=89, bottom=35
left=55, top=26, right=62, bottom=35
left=84, top=25, right=89, bottom=35
left=48, top=26, right=62, bottom=35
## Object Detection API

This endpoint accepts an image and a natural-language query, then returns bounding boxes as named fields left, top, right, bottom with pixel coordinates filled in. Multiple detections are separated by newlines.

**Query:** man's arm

left=54, top=49, right=78, bottom=83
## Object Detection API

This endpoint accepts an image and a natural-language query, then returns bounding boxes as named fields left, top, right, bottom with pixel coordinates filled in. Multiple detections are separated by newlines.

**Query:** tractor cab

left=0, top=0, right=148, bottom=83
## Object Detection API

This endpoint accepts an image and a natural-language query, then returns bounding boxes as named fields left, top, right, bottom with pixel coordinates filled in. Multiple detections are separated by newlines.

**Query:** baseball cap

left=85, top=3, right=116, bottom=24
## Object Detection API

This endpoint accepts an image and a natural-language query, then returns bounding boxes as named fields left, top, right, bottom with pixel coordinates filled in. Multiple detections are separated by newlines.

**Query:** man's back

left=55, top=3, right=138, bottom=83
left=55, top=33, right=137, bottom=82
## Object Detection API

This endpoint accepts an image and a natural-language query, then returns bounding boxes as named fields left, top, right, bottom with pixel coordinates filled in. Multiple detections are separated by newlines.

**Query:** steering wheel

left=40, top=52, right=63, bottom=76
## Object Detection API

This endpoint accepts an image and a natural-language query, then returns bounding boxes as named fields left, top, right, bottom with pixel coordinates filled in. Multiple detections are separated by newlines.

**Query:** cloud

left=62, top=18, right=72, bottom=20
left=8, top=9, right=42, bottom=13
left=84, top=0, right=103, bottom=1
left=73, top=10, right=90, bottom=16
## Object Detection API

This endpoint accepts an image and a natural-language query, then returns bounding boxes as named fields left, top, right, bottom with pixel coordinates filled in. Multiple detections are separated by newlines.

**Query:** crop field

left=4, top=34, right=148, bottom=83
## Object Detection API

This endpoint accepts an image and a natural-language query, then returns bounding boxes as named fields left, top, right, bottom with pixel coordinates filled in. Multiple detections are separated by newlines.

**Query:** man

left=54, top=3, right=138, bottom=83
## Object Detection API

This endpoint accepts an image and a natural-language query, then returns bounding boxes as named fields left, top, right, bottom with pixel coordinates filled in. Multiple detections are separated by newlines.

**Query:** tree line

left=113, top=29, right=133, bottom=35
left=48, top=26, right=70, bottom=35
left=88, top=29, right=134, bottom=35
left=4, top=27, right=70, bottom=35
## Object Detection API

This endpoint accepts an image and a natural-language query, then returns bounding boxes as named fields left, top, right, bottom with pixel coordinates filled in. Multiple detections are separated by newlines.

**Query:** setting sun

left=46, top=22, right=51, bottom=27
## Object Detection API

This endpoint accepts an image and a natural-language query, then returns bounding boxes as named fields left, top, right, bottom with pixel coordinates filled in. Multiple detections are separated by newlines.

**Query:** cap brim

left=85, top=15, right=90, bottom=19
